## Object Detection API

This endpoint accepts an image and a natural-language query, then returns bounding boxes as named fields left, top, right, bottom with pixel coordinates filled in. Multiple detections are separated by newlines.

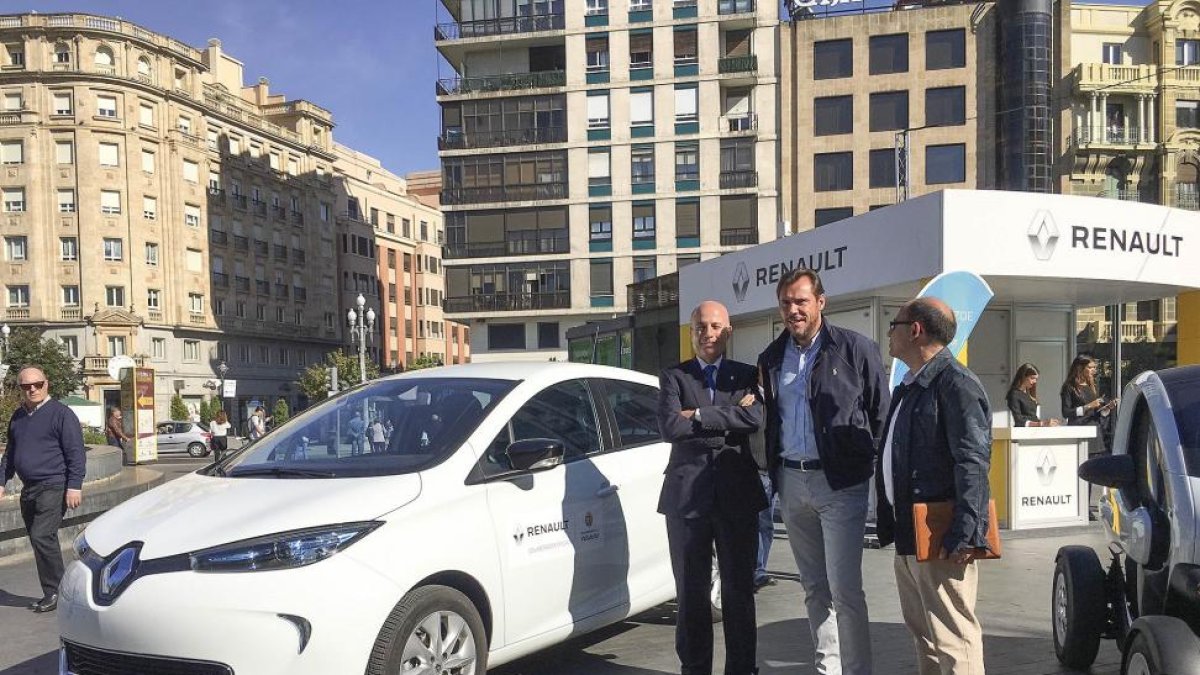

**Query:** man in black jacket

left=756, top=269, right=889, bottom=675
left=877, top=297, right=991, bottom=675
left=658, top=300, right=764, bottom=675
left=0, top=366, right=86, bottom=613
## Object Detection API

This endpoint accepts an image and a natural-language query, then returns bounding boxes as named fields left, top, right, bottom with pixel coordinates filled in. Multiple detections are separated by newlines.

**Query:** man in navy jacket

left=658, top=300, right=764, bottom=675
left=757, top=268, right=889, bottom=675
left=0, top=366, right=86, bottom=613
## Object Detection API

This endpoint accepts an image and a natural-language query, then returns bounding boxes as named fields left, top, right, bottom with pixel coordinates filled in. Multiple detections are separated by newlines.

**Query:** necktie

left=703, top=364, right=717, bottom=403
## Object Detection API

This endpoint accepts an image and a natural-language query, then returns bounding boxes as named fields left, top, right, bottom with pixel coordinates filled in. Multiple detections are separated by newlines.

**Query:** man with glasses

left=756, top=268, right=889, bottom=675
left=0, top=366, right=86, bottom=613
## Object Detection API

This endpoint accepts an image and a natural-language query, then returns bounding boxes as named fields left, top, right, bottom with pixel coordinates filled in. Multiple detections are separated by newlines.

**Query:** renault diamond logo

left=1027, top=210, right=1060, bottom=261
left=1035, top=447, right=1057, bottom=486
left=732, top=262, right=750, bottom=303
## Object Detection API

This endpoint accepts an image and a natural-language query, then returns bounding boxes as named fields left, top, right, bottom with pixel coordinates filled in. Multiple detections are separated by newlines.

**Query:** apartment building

left=779, top=1, right=998, bottom=231
left=436, top=0, right=779, bottom=361
left=0, top=13, right=454, bottom=419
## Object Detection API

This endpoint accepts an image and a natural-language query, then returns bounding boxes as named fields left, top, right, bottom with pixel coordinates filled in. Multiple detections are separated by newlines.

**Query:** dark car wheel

left=1053, top=545, right=1107, bottom=669
left=1123, top=616, right=1200, bottom=675
left=187, top=442, right=209, bottom=457
left=366, top=585, right=488, bottom=675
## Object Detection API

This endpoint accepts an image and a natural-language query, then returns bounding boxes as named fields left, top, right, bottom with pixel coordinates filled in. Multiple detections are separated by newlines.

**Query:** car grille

left=63, top=640, right=234, bottom=675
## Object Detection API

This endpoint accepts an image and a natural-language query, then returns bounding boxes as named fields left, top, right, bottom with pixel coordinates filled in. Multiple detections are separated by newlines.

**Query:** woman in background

left=210, top=410, right=231, bottom=461
left=1006, top=363, right=1060, bottom=427
left=1061, top=355, right=1117, bottom=453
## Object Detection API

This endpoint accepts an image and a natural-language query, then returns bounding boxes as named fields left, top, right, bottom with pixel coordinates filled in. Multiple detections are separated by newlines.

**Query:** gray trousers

left=20, top=482, right=67, bottom=599
left=778, top=468, right=872, bottom=675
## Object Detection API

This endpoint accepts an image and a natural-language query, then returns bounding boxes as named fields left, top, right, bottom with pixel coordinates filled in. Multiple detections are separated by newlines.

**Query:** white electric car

left=58, top=363, right=677, bottom=675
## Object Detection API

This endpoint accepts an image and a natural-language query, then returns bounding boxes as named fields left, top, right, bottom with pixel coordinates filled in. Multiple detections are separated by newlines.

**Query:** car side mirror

left=1079, top=454, right=1136, bottom=489
left=506, top=439, right=564, bottom=472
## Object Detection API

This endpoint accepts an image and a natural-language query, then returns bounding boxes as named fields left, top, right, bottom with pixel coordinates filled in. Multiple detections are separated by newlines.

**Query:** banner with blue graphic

left=889, top=270, right=994, bottom=390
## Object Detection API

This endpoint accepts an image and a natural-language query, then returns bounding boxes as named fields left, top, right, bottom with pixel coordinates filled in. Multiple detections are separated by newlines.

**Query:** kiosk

left=677, top=189, right=1200, bottom=529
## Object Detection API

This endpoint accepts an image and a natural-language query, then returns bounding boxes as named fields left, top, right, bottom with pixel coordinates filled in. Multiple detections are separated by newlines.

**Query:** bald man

left=657, top=300, right=764, bottom=675
left=877, top=298, right=993, bottom=675
left=0, top=366, right=86, bottom=613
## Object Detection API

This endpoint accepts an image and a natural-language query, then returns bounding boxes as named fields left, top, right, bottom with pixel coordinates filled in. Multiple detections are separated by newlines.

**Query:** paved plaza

left=0, top=523, right=1121, bottom=674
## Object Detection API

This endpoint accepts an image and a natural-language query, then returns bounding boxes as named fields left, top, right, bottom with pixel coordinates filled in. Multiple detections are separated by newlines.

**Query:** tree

left=199, top=397, right=215, bottom=424
left=272, top=399, right=290, bottom=427
left=2, top=327, right=84, bottom=399
left=297, top=350, right=380, bottom=404
left=407, top=354, right=444, bottom=371
left=170, top=393, right=189, bottom=421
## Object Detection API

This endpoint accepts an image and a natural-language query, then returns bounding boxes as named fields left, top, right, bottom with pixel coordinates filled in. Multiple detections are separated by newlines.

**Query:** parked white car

left=58, top=363, right=676, bottom=674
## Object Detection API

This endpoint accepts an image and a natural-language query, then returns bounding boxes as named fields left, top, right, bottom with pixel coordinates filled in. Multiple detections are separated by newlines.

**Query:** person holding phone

left=1060, top=355, right=1117, bottom=454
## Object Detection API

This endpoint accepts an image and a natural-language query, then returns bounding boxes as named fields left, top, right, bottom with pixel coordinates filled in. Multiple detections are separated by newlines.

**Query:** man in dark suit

left=658, top=300, right=765, bottom=675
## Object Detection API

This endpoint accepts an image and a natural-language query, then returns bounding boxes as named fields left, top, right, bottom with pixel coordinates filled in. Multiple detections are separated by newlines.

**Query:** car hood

left=83, top=471, right=422, bottom=559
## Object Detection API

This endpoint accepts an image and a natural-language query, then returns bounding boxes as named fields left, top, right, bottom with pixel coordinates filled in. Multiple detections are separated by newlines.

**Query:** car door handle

left=596, top=484, right=619, bottom=498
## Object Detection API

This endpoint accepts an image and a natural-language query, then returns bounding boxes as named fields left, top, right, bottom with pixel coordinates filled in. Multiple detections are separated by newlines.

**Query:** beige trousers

left=893, top=555, right=985, bottom=675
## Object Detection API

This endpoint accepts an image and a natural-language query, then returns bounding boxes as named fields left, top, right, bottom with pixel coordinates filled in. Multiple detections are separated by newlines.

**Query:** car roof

left=377, top=361, right=659, bottom=388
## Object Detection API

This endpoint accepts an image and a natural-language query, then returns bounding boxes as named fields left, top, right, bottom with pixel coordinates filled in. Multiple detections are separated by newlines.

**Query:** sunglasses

left=19, top=380, right=46, bottom=391
left=888, top=320, right=917, bottom=330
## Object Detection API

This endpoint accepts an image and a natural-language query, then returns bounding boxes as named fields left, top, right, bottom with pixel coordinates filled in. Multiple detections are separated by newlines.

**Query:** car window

left=511, top=380, right=602, bottom=462
left=157, top=423, right=173, bottom=434
left=599, top=379, right=661, bottom=449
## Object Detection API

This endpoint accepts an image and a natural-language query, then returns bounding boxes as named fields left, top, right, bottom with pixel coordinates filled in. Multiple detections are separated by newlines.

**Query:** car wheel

left=1052, top=545, right=1106, bottom=669
left=1122, top=616, right=1200, bottom=675
left=367, top=585, right=488, bottom=675
left=187, top=442, right=209, bottom=458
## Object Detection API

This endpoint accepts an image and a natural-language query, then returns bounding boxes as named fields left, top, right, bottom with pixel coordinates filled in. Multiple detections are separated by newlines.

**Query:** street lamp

left=0, top=324, right=10, bottom=390
left=347, top=293, right=376, bottom=385
left=217, top=360, right=228, bottom=413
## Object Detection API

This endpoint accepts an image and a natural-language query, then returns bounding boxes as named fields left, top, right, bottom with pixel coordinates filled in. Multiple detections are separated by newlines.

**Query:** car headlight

left=72, top=533, right=89, bottom=559
left=188, top=522, right=381, bottom=573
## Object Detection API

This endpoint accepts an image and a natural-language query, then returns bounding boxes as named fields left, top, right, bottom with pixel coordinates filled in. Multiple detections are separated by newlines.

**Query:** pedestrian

left=384, top=418, right=394, bottom=441
left=657, top=300, right=764, bottom=675
left=249, top=406, right=267, bottom=441
left=209, top=410, right=231, bottom=462
left=756, top=268, right=890, bottom=675
left=370, top=417, right=387, bottom=454
left=104, top=407, right=129, bottom=450
left=1060, top=355, right=1116, bottom=454
left=348, top=411, right=366, bottom=456
left=0, top=366, right=86, bottom=613
left=877, top=297, right=993, bottom=675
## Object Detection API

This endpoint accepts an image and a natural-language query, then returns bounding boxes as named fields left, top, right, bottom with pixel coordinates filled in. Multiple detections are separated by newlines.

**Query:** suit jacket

left=657, top=358, right=766, bottom=519
left=1006, top=388, right=1038, bottom=427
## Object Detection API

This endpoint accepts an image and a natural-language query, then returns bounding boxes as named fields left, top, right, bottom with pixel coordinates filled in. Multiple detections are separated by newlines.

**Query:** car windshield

left=216, top=377, right=515, bottom=479
left=1160, top=367, right=1200, bottom=478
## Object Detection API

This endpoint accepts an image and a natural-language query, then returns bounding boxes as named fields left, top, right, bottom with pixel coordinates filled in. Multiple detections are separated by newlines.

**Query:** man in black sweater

left=0, top=366, right=86, bottom=613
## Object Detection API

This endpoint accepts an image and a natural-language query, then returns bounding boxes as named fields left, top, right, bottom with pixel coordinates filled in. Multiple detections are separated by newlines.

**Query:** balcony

left=292, top=248, right=306, bottom=264
left=628, top=272, right=678, bottom=312
left=231, top=194, right=247, bottom=210
left=5, top=308, right=29, bottom=320
left=720, top=227, right=758, bottom=246
left=722, top=113, right=757, bottom=133
left=273, top=245, right=288, bottom=261
left=235, top=276, right=250, bottom=292
left=1069, top=185, right=1145, bottom=202
left=719, top=54, right=757, bottom=75
left=1171, top=188, right=1200, bottom=211
left=436, top=71, right=566, bottom=96
left=291, top=210, right=304, bottom=225
left=210, top=230, right=228, bottom=245
left=148, top=310, right=163, bottom=323
left=1070, top=126, right=1149, bottom=148
left=444, top=233, right=569, bottom=259
left=189, top=312, right=206, bottom=325
left=275, top=283, right=290, bottom=299
left=271, top=205, right=287, bottom=220
left=212, top=271, right=229, bottom=288
left=1086, top=319, right=1172, bottom=343
left=720, top=170, right=758, bottom=190
left=435, top=13, right=564, bottom=41
left=82, top=355, right=147, bottom=375
left=445, top=290, right=571, bottom=313
left=441, top=183, right=567, bottom=205
left=1074, top=63, right=1158, bottom=93
left=251, top=200, right=267, bottom=216
left=253, top=239, right=269, bottom=257
left=60, top=307, right=82, bottom=320
left=439, top=126, right=566, bottom=150
left=207, top=188, right=226, bottom=205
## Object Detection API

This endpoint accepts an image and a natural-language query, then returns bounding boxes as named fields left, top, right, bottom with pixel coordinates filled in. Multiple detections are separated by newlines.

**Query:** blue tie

left=703, top=364, right=717, bottom=403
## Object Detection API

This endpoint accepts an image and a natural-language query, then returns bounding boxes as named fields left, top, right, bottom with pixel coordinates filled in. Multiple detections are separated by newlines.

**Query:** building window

left=814, top=39, right=853, bottom=80
left=188, top=293, right=203, bottom=314
left=58, top=190, right=76, bottom=213
left=142, top=196, right=157, bottom=221
left=631, top=145, right=655, bottom=185
left=1177, top=100, right=1199, bottom=129
left=105, top=286, right=125, bottom=308
left=590, top=259, right=614, bottom=297
left=537, top=322, right=560, bottom=349
left=100, top=190, right=121, bottom=214
left=587, top=36, right=609, bottom=72
left=589, top=205, right=612, bottom=241
left=926, top=29, right=965, bottom=70
left=4, top=236, right=27, bottom=261
left=814, top=152, right=854, bottom=192
left=6, top=285, right=29, bottom=308
left=183, top=159, right=199, bottom=183
left=869, top=91, right=908, bottom=132
left=676, top=199, right=700, bottom=239
left=815, top=207, right=854, bottom=228
left=139, top=103, right=155, bottom=128
left=55, top=44, right=71, bottom=64
left=720, top=137, right=755, bottom=174
left=147, top=289, right=161, bottom=309
left=869, top=34, right=908, bottom=75
left=632, top=202, right=656, bottom=240
left=141, top=149, right=155, bottom=173
left=61, top=336, right=78, bottom=358
left=107, top=335, right=126, bottom=356
left=587, top=91, right=610, bottom=128
left=675, top=141, right=699, bottom=180
left=145, top=242, right=159, bottom=266
left=2, top=92, right=21, bottom=111
left=926, top=86, right=966, bottom=127
left=94, top=46, right=114, bottom=67
left=184, top=340, right=200, bottom=362
left=96, top=95, right=118, bottom=118
left=0, top=139, right=22, bottom=165
left=675, top=29, right=698, bottom=66
left=926, top=143, right=966, bottom=184
left=813, top=95, right=853, bottom=136
left=62, top=286, right=80, bottom=307
left=630, top=88, right=654, bottom=127
left=630, top=32, right=653, bottom=70
left=488, top=324, right=525, bottom=350
left=675, top=85, right=698, bottom=122
left=53, top=92, right=72, bottom=116
left=869, top=148, right=897, bottom=189
left=588, top=149, right=611, bottom=187
left=677, top=253, right=701, bottom=268
left=60, top=237, right=78, bottom=261
left=2, top=187, right=24, bottom=212
left=586, top=0, right=608, bottom=15
left=98, top=142, right=119, bottom=167
left=152, top=338, right=166, bottom=359
left=1102, top=43, right=1123, bottom=65
left=103, top=238, right=124, bottom=261
left=633, top=256, right=657, bottom=283
left=1179, top=39, right=1200, bottom=66
left=55, top=141, right=73, bottom=165
left=185, top=204, right=201, bottom=227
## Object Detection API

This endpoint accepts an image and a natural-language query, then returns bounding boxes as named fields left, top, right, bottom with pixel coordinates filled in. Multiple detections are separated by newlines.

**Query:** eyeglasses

left=888, top=320, right=917, bottom=331
left=19, top=380, right=46, bottom=391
